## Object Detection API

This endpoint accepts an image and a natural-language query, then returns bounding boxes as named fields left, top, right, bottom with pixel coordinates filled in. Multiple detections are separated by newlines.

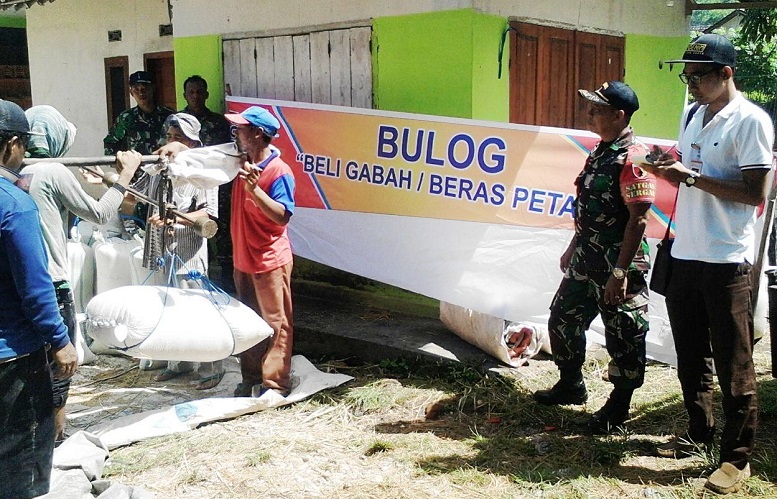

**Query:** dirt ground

left=66, top=334, right=777, bottom=499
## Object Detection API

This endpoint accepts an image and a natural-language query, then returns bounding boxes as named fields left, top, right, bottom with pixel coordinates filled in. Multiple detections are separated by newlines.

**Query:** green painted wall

left=172, top=35, right=226, bottom=112
left=471, top=13, right=510, bottom=122
left=373, top=9, right=508, bottom=121
left=374, top=10, right=472, bottom=118
left=625, top=34, right=691, bottom=140
left=374, top=11, right=687, bottom=134
left=0, top=17, right=25, bottom=29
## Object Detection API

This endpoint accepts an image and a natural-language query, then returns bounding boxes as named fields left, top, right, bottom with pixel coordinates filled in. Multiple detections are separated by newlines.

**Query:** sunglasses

left=678, top=68, right=718, bottom=86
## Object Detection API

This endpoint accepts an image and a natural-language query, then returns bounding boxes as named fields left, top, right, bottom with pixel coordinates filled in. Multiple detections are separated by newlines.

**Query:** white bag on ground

left=85, top=285, right=273, bottom=361
left=440, top=302, right=551, bottom=367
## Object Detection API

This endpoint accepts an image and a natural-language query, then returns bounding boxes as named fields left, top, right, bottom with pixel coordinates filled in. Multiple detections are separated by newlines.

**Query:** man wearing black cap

left=533, top=82, right=656, bottom=435
left=104, top=70, right=174, bottom=156
left=0, top=99, right=78, bottom=498
left=644, top=33, right=774, bottom=495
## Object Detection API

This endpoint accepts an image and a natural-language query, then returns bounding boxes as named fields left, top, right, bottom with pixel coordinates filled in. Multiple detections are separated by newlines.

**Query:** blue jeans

left=0, top=347, right=55, bottom=499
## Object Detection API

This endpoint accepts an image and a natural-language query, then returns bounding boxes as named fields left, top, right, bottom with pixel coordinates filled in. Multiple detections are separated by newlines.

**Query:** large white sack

left=85, top=286, right=273, bottom=361
left=160, top=142, right=242, bottom=190
left=92, top=235, right=143, bottom=293
left=74, top=313, right=97, bottom=365
left=440, top=302, right=551, bottom=368
left=67, top=240, right=95, bottom=313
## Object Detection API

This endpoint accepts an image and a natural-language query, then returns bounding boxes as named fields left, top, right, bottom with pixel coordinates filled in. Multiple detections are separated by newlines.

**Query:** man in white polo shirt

left=645, top=34, right=774, bottom=495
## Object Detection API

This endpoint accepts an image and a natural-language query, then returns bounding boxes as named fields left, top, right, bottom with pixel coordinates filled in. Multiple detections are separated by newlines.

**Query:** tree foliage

left=735, top=10, right=777, bottom=114
left=740, top=8, right=777, bottom=46
left=689, top=8, right=777, bottom=115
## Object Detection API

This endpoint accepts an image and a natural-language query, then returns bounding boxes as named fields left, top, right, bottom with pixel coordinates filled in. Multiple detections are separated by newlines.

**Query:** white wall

left=25, top=0, right=687, bottom=155
left=170, top=0, right=687, bottom=38
left=170, top=0, right=471, bottom=37
left=26, top=0, right=172, bottom=156
left=477, top=0, right=688, bottom=37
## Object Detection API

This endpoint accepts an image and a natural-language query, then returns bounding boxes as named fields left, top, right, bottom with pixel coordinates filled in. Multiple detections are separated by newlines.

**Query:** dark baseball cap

left=578, top=81, right=639, bottom=115
left=666, top=33, right=736, bottom=69
left=0, top=100, right=43, bottom=136
left=129, top=70, right=154, bottom=85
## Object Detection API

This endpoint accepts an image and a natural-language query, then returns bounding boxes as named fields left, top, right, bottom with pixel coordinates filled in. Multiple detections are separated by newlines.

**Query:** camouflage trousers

left=548, top=268, right=649, bottom=390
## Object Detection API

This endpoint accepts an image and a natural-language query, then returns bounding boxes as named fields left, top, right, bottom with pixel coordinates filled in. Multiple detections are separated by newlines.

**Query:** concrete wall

left=373, top=9, right=508, bottom=122
left=0, top=16, right=25, bottom=28
left=170, top=0, right=688, bottom=38
left=476, top=0, right=688, bottom=37
left=24, top=0, right=690, bottom=154
left=173, top=35, right=225, bottom=112
left=625, top=34, right=690, bottom=140
left=169, top=0, right=471, bottom=37
left=26, top=0, right=173, bottom=156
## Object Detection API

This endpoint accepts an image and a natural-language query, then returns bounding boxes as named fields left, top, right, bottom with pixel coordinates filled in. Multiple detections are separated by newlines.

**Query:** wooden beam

left=687, top=0, right=777, bottom=16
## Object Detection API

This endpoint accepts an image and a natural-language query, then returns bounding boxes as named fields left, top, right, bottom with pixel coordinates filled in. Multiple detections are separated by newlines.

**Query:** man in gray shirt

left=23, top=105, right=142, bottom=442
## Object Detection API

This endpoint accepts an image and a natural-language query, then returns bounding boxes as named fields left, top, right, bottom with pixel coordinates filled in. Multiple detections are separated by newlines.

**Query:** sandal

left=154, top=369, right=185, bottom=382
left=195, top=372, right=225, bottom=390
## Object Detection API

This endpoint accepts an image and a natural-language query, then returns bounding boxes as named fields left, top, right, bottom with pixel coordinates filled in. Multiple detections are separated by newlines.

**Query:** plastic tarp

left=91, top=355, right=353, bottom=449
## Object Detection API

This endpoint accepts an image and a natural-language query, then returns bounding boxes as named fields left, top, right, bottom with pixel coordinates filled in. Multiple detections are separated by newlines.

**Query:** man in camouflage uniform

left=103, top=71, right=174, bottom=156
left=533, top=81, right=656, bottom=435
left=180, top=75, right=231, bottom=147
left=180, top=74, right=235, bottom=292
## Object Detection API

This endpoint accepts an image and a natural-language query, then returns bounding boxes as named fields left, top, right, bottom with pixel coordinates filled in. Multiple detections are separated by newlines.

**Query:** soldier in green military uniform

left=103, top=71, right=174, bottom=156
left=179, top=74, right=234, bottom=292
left=533, top=82, right=656, bottom=434
left=179, top=75, right=231, bottom=147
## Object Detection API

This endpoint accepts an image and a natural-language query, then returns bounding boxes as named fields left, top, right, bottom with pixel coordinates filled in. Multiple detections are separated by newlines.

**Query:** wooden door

left=104, top=56, right=129, bottom=127
left=510, top=22, right=624, bottom=129
left=573, top=32, right=624, bottom=129
left=144, top=51, right=176, bottom=110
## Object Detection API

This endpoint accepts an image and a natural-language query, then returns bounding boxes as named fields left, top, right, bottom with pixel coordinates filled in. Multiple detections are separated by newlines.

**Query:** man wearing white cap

left=144, top=113, right=224, bottom=390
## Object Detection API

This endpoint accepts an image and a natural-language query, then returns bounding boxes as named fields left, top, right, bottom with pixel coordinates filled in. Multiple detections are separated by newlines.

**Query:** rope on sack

left=111, top=254, right=175, bottom=352
left=107, top=251, right=239, bottom=356
left=174, top=257, right=238, bottom=355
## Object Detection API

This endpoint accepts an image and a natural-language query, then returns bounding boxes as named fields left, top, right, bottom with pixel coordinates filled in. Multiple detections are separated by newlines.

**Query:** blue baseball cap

left=225, top=106, right=280, bottom=138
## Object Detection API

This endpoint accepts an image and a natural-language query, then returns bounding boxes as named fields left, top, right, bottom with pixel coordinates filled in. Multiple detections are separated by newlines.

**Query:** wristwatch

left=611, top=267, right=627, bottom=280
left=684, top=171, right=700, bottom=187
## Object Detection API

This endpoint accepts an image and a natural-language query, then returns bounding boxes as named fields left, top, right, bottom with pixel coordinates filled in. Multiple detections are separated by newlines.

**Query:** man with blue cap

left=225, top=106, right=296, bottom=398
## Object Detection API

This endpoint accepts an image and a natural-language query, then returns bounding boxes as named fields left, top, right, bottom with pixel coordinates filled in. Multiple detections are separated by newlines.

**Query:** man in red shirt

left=225, top=107, right=296, bottom=397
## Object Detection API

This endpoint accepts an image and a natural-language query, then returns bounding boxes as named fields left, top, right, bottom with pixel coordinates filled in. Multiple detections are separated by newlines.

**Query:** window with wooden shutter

left=509, top=22, right=624, bottom=129
left=223, top=25, right=372, bottom=109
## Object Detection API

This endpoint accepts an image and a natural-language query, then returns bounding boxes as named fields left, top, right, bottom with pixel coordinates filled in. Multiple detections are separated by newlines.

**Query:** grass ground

left=82, top=335, right=777, bottom=498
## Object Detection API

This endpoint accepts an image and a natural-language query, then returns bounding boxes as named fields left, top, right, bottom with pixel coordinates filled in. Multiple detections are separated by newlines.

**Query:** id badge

left=689, top=143, right=702, bottom=173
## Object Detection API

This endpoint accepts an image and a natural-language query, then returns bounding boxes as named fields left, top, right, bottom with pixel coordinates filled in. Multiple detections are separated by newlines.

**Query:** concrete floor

left=292, top=284, right=503, bottom=370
